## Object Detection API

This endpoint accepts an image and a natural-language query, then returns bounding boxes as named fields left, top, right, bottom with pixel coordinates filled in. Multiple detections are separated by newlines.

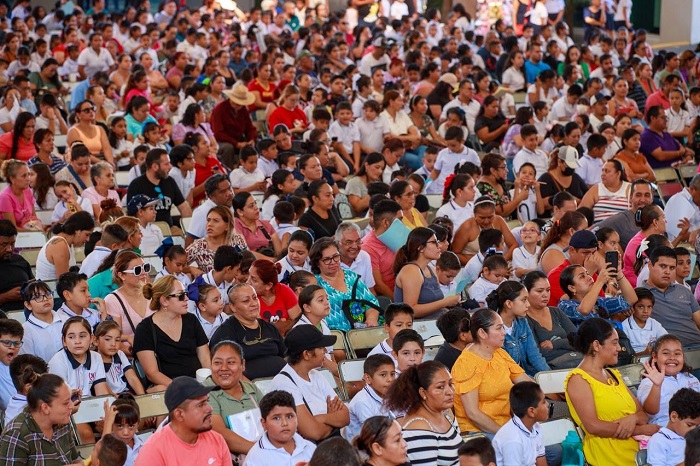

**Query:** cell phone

left=71, top=390, right=80, bottom=403
left=605, top=250, right=619, bottom=271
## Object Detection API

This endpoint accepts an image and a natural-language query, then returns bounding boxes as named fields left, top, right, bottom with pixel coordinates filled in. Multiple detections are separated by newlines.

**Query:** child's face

left=241, top=155, right=258, bottom=173
left=262, top=406, right=298, bottom=446
left=422, top=152, right=437, bottom=171
left=304, top=289, right=330, bottom=319
left=522, top=133, right=538, bottom=151
left=436, top=266, right=459, bottom=286
left=311, top=90, right=324, bottom=105
left=235, top=267, right=250, bottom=284
left=518, top=165, right=536, bottom=185
left=507, top=288, right=530, bottom=318
left=138, top=205, right=157, bottom=223
left=315, top=119, right=330, bottom=131
left=0, top=332, right=21, bottom=365
left=393, top=342, right=424, bottom=372
left=632, top=298, right=653, bottom=324
left=670, top=92, right=684, bottom=108
left=532, top=392, right=550, bottom=422
left=223, top=264, right=241, bottom=284
left=63, top=322, right=91, bottom=356
left=67, top=280, right=91, bottom=309
left=363, top=106, right=377, bottom=121
left=483, top=266, right=508, bottom=285
left=520, top=222, right=540, bottom=244
left=165, top=253, right=186, bottom=275
left=460, top=455, right=495, bottom=466
left=261, top=145, right=279, bottom=162
left=670, top=411, right=700, bottom=438
left=385, top=312, right=413, bottom=340
left=676, top=254, right=692, bottom=281
left=134, top=151, right=147, bottom=165
left=97, top=329, right=122, bottom=358
left=653, top=340, right=684, bottom=377
left=446, top=113, right=462, bottom=128
left=446, top=139, right=464, bottom=154
left=25, top=288, right=54, bottom=316
left=287, top=240, right=309, bottom=267
left=113, top=419, right=138, bottom=445
left=337, top=109, right=353, bottom=125
left=199, top=291, right=225, bottom=316
left=366, top=363, right=396, bottom=397
left=691, top=93, right=700, bottom=106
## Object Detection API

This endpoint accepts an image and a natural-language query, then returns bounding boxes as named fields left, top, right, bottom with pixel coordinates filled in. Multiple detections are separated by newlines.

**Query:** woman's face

left=317, top=245, right=341, bottom=276
left=218, top=51, right=230, bottom=65
left=283, top=92, right=300, bottom=109
left=211, top=345, right=245, bottom=390
left=626, top=133, right=641, bottom=152
left=568, top=47, right=580, bottom=63
left=365, top=160, right=385, bottom=182
left=247, top=266, right=271, bottom=295
left=600, top=162, right=621, bottom=187
left=205, top=212, right=228, bottom=238
left=420, top=234, right=442, bottom=261
left=72, top=155, right=91, bottom=175
left=613, top=79, right=628, bottom=97
left=477, top=75, right=490, bottom=92
left=570, top=266, right=595, bottom=296
left=564, top=128, right=581, bottom=147
left=136, top=76, right=149, bottom=91
left=119, top=257, right=148, bottom=287
left=509, top=288, right=530, bottom=318
left=312, top=183, right=335, bottom=211
left=422, top=369, right=455, bottom=413
left=287, top=240, right=309, bottom=267
left=413, top=98, right=427, bottom=115
left=239, top=195, right=260, bottom=221
left=90, top=86, right=106, bottom=106
left=478, top=313, right=506, bottom=348
left=11, top=165, right=30, bottom=189
left=513, top=53, right=524, bottom=68
left=527, top=278, right=551, bottom=309
left=45, top=383, right=73, bottom=426
left=373, top=421, right=408, bottom=464
left=473, top=206, right=495, bottom=229
left=211, top=76, right=225, bottom=93
left=96, top=167, right=115, bottom=189
left=302, top=156, right=323, bottom=181
left=484, top=100, right=499, bottom=118
left=21, top=118, right=36, bottom=140
left=598, top=231, right=620, bottom=254
left=390, top=95, right=404, bottom=112
left=165, top=280, right=189, bottom=315
left=132, top=104, right=150, bottom=122
left=259, top=65, right=272, bottom=80
left=396, top=184, right=416, bottom=211
left=141, top=54, right=153, bottom=70
left=595, top=330, right=621, bottom=366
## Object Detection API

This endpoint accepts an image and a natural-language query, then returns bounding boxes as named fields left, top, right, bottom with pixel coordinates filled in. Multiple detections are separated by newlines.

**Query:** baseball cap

left=126, top=194, right=159, bottom=216
left=297, top=49, right=314, bottom=60
left=590, top=93, right=611, bottom=106
left=284, top=324, right=337, bottom=355
left=439, top=72, right=459, bottom=92
left=371, top=35, right=387, bottom=48
left=164, top=376, right=218, bottom=412
left=557, top=145, right=581, bottom=169
left=568, top=230, right=598, bottom=250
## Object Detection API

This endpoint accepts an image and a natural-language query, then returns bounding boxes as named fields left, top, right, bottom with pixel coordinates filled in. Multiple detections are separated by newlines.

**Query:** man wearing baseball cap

left=547, top=229, right=606, bottom=306
left=135, top=376, right=231, bottom=466
left=359, top=35, right=390, bottom=77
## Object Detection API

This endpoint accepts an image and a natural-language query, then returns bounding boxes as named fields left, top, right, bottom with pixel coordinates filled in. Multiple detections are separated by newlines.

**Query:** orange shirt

left=134, top=424, right=232, bottom=466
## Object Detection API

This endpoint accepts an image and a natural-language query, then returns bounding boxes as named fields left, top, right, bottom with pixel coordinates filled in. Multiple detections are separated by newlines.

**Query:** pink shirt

left=81, top=187, right=120, bottom=208
left=0, top=132, right=38, bottom=161
left=623, top=231, right=645, bottom=284
left=234, top=217, right=275, bottom=251
left=0, top=186, right=35, bottom=227
left=105, top=289, right=155, bottom=338
left=361, top=230, right=396, bottom=291
left=134, top=424, right=232, bottom=466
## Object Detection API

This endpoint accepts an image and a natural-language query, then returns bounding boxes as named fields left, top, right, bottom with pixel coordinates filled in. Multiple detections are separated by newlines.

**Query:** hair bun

left=484, top=289, right=499, bottom=311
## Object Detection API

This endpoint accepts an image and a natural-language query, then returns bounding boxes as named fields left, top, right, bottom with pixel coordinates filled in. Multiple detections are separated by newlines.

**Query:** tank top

left=394, top=262, right=444, bottom=305
left=593, top=181, right=631, bottom=224
left=36, top=236, right=76, bottom=281
left=71, top=125, right=103, bottom=156
left=537, top=243, right=569, bottom=272
left=461, top=226, right=481, bottom=257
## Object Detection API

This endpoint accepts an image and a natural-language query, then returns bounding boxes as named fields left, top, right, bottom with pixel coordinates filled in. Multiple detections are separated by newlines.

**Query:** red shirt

left=193, top=157, right=225, bottom=206
left=210, top=100, right=257, bottom=146
left=258, top=282, right=298, bottom=322
left=267, top=105, right=307, bottom=132
left=247, top=78, right=276, bottom=111
left=548, top=259, right=604, bottom=306
left=362, top=230, right=396, bottom=292
left=645, top=90, right=671, bottom=116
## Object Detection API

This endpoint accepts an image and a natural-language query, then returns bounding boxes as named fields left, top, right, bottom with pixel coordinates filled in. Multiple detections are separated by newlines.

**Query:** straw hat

left=224, top=84, right=255, bottom=106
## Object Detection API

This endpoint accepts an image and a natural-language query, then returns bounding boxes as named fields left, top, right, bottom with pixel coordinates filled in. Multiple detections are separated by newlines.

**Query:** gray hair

left=334, top=222, right=362, bottom=243
left=690, top=174, right=700, bottom=191
left=90, top=161, right=113, bottom=185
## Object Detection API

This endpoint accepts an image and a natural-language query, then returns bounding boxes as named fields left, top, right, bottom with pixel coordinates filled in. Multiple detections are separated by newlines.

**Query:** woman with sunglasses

left=105, top=250, right=154, bottom=357
left=134, top=275, right=210, bottom=390
left=66, top=99, right=114, bottom=168
left=310, top=237, right=380, bottom=332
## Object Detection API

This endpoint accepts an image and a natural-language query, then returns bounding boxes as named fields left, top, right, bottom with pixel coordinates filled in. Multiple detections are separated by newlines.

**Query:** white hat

left=558, top=145, right=581, bottom=169
left=223, top=84, right=255, bottom=106
left=439, top=73, right=459, bottom=92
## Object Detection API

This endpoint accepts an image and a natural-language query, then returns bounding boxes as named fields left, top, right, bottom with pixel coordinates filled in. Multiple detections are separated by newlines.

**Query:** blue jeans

left=402, top=146, right=425, bottom=171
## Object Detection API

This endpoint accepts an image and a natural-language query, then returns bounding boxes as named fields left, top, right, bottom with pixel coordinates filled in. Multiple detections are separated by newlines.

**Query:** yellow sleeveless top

left=564, top=368, right=639, bottom=466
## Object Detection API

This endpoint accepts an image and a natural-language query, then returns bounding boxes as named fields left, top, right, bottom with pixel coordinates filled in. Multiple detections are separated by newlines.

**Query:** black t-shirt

left=434, top=342, right=463, bottom=372
left=126, top=175, right=185, bottom=226
left=209, top=317, right=286, bottom=379
left=538, top=171, right=589, bottom=217
left=298, top=207, right=341, bottom=240
left=0, top=254, right=33, bottom=311
left=474, top=114, right=508, bottom=151
left=133, top=313, right=208, bottom=381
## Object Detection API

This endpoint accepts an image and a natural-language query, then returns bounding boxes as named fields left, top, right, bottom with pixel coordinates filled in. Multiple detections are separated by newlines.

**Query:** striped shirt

left=402, top=414, right=463, bottom=466
left=593, top=181, right=631, bottom=224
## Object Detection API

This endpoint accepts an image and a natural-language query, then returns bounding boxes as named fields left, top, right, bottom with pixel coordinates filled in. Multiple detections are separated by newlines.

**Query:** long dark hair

left=393, top=227, right=435, bottom=275
left=108, top=116, right=126, bottom=149
left=181, top=103, right=202, bottom=128
left=384, top=360, right=448, bottom=414
left=13, top=112, right=35, bottom=160
left=30, top=163, right=54, bottom=207
left=263, top=169, right=293, bottom=201
left=538, top=211, right=587, bottom=260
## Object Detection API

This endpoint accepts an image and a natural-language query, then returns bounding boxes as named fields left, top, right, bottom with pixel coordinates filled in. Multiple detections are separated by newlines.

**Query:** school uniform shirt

left=328, top=120, right=360, bottom=156
left=367, top=338, right=399, bottom=367
left=229, top=167, right=266, bottom=194
left=575, top=154, right=605, bottom=186
left=124, top=433, right=144, bottom=466
left=4, top=393, right=26, bottom=426
left=638, top=372, right=700, bottom=426
left=77, top=46, right=115, bottom=76
left=270, top=364, right=337, bottom=416
left=168, top=168, right=196, bottom=204
left=426, top=145, right=481, bottom=195
left=48, top=348, right=107, bottom=396
left=0, top=363, right=15, bottom=410
left=80, top=246, right=112, bottom=278
left=646, top=427, right=685, bottom=466
left=469, top=277, right=503, bottom=305
left=666, top=107, right=692, bottom=135
left=194, top=308, right=228, bottom=340
left=276, top=256, right=311, bottom=283
left=357, top=115, right=392, bottom=153
left=51, top=196, right=94, bottom=224
left=257, top=156, right=279, bottom=179
left=154, top=270, right=192, bottom=287
left=347, top=385, right=387, bottom=441
left=493, top=416, right=545, bottom=466
left=20, top=312, right=65, bottom=364
left=513, top=147, right=549, bottom=180
left=57, top=303, right=101, bottom=329
left=199, top=271, right=231, bottom=305
left=139, top=222, right=165, bottom=258
left=511, top=246, right=540, bottom=275
left=434, top=201, right=474, bottom=235
left=620, top=316, right=668, bottom=353
left=104, top=350, right=133, bottom=394
left=274, top=223, right=300, bottom=241
left=339, top=251, right=376, bottom=289
left=243, top=432, right=316, bottom=466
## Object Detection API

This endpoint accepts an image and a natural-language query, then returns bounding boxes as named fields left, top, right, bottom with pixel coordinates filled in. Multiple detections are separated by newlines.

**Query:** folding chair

left=534, top=368, right=573, bottom=394
left=53, top=134, right=68, bottom=151
left=6, top=310, right=26, bottom=324
left=134, top=392, right=168, bottom=419
left=19, top=249, right=39, bottom=266
left=338, top=359, right=366, bottom=392
left=617, top=363, right=644, bottom=388
left=16, top=231, right=47, bottom=249
left=656, top=181, right=684, bottom=206
left=679, top=164, right=697, bottom=186
left=539, top=418, right=578, bottom=447
left=654, top=167, right=681, bottom=184
left=346, top=327, right=387, bottom=359
left=330, top=329, right=350, bottom=357
left=461, top=432, right=487, bottom=443
left=141, top=255, right=163, bottom=275
left=154, top=222, right=172, bottom=237
left=413, top=319, right=441, bottom=342
left=423, top=345, right=440, bottom=361
left=115, top=171, right=130, bottom=188
left=253, top=377, right=274, bottom=395
left=78, top=443, right=95, bottom=460
left=425, top=194, right=443, bottom=210
left=181, top=217, right=192, bottom=234
left=684, top=348, right=700, bottom=368
left=74, top=247, right=85, bottom=263
left=35, top=210, right=53, bottom=226
left=317, top=368, right=346, bottom=401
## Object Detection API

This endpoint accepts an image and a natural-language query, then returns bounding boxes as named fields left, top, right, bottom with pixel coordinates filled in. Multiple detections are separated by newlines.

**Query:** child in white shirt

left=666, top=88, right=692, bottom=143
left=128, top=195, right=163, bottom=257
left=229, top=147, right=267, bottom=194
left=368, top=304, right=414, bottom=368
left=646, top=388, right=700, bottom=466
left=346, top=354, right=396, bottom=441
left=512, top=222, right=542, bottom=279
left=620, top=288, right=668, bottom=355
left=469, top=254, right=509, bottom=306
left=427, top=126, right=480, bottom=194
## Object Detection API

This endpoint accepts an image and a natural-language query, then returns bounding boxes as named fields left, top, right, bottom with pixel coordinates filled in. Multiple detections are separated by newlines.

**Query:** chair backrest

left=141, top=255, right=163, bottom=275
left=78, top=443, right=94, bottom=460
left=35, top=210, right=53, bottom=226
left=338, top=359, right=366, bottom=389
left=654, top=167, right=681, bottom=183
left=253, top=377, right=274, bottom=395
left=134, top=392, right=168, bottom=419
left=635, top=448, right=648, bottom=466
left=346, top=327, right=387, bottom=359
left=181, top=216, right=192, bottom=234
left=539, top=418, right=577, bottom=447
left=657, top=182, right=684, bottom=202
left=534, top=368, right=573, bottom=394
left=72, top=395, right=116, bottom=425
left=115, top=171, right=130, bottom=188
left=413, top=319, right=441, bottom=342
left=153, top=222, right=172, bottom=237
left=16, top=231, right=47, bottom=249
left=616, top=363, right=644, bottom=387
left=6, top=310, right=27, bottom=324
left=19, top=249, right=40, bottom=265
left=330, top=329, right=349, bottom=354
left=423, top=345, right=440, bottom=361
left=426, top=194, right=443, bottom=209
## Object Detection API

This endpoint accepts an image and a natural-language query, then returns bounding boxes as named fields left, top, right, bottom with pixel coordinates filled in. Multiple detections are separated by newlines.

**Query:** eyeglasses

left=0, top=340, right=23, bottom=348
left=122, top=263, right=151, bottom=276
left=31, top=292, right=53, bottom=303
left=80, top=107, right=96, bottom=113
left=320, top=253, right=341, bottom=264
left=167, top=291, right=188, bottom=301
left=521, top=228, right=539, bottom=234
left=426, top=239, right=439, bottom=246
left=341, top=239, right=362, bottom=247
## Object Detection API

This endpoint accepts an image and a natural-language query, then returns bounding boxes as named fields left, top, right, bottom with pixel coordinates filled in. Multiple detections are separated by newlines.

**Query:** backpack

left=334, top=192, right=354, bottom=219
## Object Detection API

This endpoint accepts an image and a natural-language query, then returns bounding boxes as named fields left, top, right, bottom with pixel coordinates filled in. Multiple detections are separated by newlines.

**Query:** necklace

left=238, top=318, right=268, bottom=346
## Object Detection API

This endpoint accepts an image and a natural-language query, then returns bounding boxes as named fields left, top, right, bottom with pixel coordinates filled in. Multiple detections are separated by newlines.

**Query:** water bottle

left=560, top=430, right=584, bottom=466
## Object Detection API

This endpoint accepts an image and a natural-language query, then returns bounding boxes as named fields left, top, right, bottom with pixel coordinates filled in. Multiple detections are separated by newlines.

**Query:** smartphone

left=71, top=390, right=80, bottom=403
left=605, top=250, right=619, bottom=270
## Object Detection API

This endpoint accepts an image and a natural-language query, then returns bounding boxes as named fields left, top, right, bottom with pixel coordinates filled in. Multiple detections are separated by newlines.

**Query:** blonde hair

left=1, top=159, right=27, bottom=181
left=277, top=84, right=300, bottom=107
left=115, top=216, right=140, bottom=239
left=142, top=275, right=178, bottom=311
left=112, top=250, right=142, bottom=286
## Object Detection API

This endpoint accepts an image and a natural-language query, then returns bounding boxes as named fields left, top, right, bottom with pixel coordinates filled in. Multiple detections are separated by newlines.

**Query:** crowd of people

left=0, top=0, right=700, bottom=464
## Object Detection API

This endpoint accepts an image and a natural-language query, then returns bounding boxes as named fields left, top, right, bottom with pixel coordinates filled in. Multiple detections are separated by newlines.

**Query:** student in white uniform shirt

left=549, top=84, right=582, bottom=122
left=426, top=126, right=481, bottom=194
left=646, top=388, right=700, bottom=466
left=346, top=355, right=396, bottom=442
left=242, top=390, right=316, bottom=466
left=94, top=321, right=145, bottom=395
left=276, top=230, right=313, bottom=283
left=513, top=125, right=550, bottom=179
left=5, top=354, right=48, bottom=426
left=257, top=139, right=280, bottom=179
left=510, top=163, right=546, bottom=224
left=512, top=223, right=542, bottom=278
left=368, top=304, right=414, bottom=368
left=272, top=201, right=301, bottom=245
left=168, top=144, right=196, bottom=206
left=620, top=288, right=668, bottom=355
left=193, top=246, right=243, bottom=310
left=229, top=147, right=267, bottom=195
left=127, top=195, right=163, bottom=257
left=336, top=222, right=376, bottom=292
left=56, top=271, right=106, bottom=329
left=154, top=244, right=192, bottom=287
left=80, top=224, right=128, bottom=278
left=270, top=325, right=350, bottom=442
left=19, top=281, right=65, bottom=364
left=102, top=397, right=145, bottom=466
left=436, top=173, right=476, bottom=234
left=188, top=282, right=228, bottom=340
left=292, top=286, right=339, bottom=377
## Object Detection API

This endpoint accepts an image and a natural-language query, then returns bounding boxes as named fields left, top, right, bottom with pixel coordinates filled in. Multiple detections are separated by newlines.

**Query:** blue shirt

left=646, top=427, right=685, bottom=466
left=0, top=363, right=15, bottom=411
left=559, top=295, right=631, bottom=326
left=524, top=60, right=551, bottom=84
left=69, top=79, right=90, bottom=110
left=503, top=317, right=550, bottom=376
left=124, top=113, right=158, bottom=139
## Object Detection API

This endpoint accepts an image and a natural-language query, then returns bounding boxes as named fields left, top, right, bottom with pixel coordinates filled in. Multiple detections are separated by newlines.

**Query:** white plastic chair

left=534, top=368, right=573, bottom=394
left=338, top=359, right=366, bottom=389
left=253, top=377, right=274, bottom=395
left=539, top=418, right=577, bottom=447
left=413, top=319, right=441, bottom=342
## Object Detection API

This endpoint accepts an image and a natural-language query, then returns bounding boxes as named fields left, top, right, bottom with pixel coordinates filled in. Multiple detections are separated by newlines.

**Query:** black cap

left=568, top=230, right=598, bottom=250
left=164, top=376, right=217, bottom=412
left=284, top=324, right=337, bottom=355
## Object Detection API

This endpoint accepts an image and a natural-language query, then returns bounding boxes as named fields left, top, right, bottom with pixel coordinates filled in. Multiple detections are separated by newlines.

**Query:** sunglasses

left=122, top=263, right=152, bottom=276
left=80, top=107, right=96, bottom=113
left=167, top=291, right=188, bottom=301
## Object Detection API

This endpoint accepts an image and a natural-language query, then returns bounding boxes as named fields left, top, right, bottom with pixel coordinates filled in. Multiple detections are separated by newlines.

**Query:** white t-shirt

left=620, top=316, right=668, bottom=353
left=48, top=349, right=106, bottom=396
left=426, top=145, right=481, bottom=194
left=435, top=201, right=474, bottom=234
left=168, top=168, right=195, bottom=202
left=340, top=251, right=376, bottom=289
left=528, top=1, right=549, bottom=26
left=270, top=364, right=337, bottom=415
left=502, top=67, right=526, bottom=91
left=614, top=0, right=632, bottom=21
left=104, top=350, right=132, bottom=394
left=511, top=245, right=541, bottom=274
left=187, top=199, right=219, bottom=239
left=493, top=416, right=546, bottom=466
left=328, top=120, right=360, bottom=156
left=229, top=167, right=265, bottom=194
left=19, top=312, right=65, bottom=364
left=139, top=222, right=165, bottom=257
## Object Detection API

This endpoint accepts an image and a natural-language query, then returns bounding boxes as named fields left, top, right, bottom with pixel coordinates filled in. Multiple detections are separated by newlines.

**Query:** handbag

left=256, top=224, right=275, bottom=257
left=341, top=274, right=384, bottom=328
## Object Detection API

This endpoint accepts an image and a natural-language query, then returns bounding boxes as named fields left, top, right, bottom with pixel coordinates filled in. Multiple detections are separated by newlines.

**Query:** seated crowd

left=1, top=0, right=700, bottom=465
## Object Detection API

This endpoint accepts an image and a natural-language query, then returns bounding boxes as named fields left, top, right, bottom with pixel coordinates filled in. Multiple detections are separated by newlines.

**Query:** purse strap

left=280, top=371, right=312, bottom=413
left=111, top=292, right=137, bottom=334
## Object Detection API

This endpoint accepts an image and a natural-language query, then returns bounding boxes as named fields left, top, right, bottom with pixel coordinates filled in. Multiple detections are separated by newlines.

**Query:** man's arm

left=177, top=201, right=192, bottom=217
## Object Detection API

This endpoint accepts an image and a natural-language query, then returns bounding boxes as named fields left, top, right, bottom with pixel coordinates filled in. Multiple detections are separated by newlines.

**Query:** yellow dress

left=452, top=347, right=525, bottom=432
left=401, top=207, right=427, bottom=230
left=564, top=368, right=639, bottom=466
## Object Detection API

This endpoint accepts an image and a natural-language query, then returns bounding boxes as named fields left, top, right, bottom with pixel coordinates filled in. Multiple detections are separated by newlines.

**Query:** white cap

left=558, top=145, right=581, bottom=169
